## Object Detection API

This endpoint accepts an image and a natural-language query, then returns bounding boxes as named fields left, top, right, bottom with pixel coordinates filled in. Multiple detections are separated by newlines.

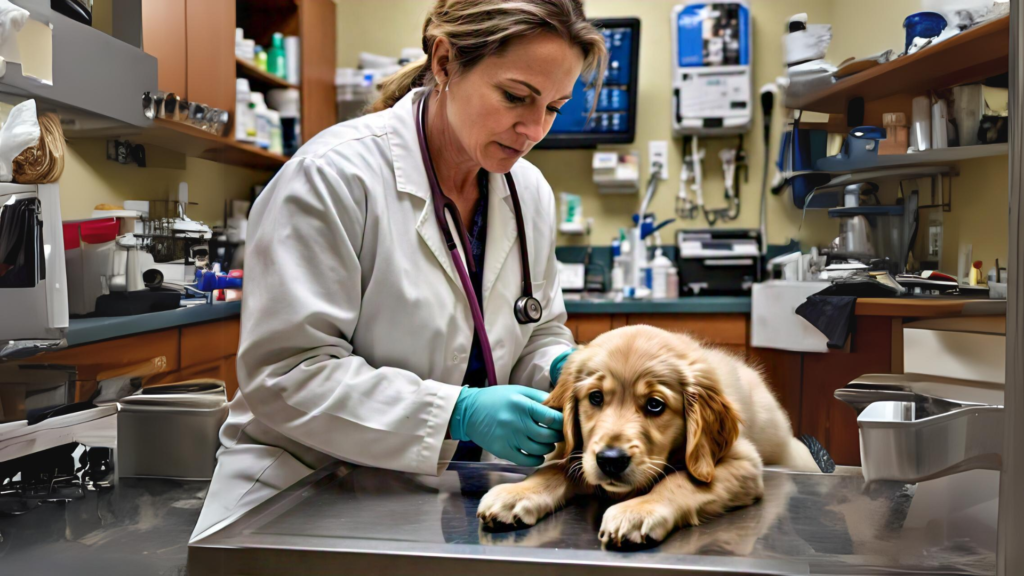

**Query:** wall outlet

left=649, top=140, right=668, bottom=180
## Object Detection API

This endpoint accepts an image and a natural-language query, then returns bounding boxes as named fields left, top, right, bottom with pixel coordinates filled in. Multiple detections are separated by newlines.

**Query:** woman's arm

left=236, top=157, right=461, bottom=476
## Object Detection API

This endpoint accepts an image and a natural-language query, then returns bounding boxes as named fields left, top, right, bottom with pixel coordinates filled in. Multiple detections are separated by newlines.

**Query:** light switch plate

left=649, top=140, right=668, bottom=180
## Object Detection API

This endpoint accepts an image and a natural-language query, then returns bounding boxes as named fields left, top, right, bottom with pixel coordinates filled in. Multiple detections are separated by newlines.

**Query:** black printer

left=677, top=229, right=761, bottom=296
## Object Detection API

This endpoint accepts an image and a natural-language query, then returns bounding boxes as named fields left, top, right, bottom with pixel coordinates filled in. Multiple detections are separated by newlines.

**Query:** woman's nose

left=515, top=108, right=547, bottom=144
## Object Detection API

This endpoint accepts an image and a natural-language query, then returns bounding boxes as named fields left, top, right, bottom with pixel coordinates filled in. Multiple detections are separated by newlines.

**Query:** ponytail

left=368, top=56, right=430, bottom=113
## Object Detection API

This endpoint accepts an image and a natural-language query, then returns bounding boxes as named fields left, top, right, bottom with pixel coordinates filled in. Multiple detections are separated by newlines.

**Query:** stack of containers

left=234, top=28, right=302, bottom=156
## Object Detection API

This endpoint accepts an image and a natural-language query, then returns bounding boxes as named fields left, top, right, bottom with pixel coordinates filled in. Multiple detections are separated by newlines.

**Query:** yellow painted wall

left=336, top=0, right=839, bottom=248
left=336, top=0, right=1007, bottom=269
left=58, top=140, right=271, bottom=227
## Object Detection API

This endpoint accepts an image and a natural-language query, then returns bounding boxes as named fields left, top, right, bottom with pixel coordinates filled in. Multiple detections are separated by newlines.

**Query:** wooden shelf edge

left=789, top=15, right=1010, bottom=113
left=143, top=118, right=288, bottom=171
left=235, top=57, right=300, bottom=90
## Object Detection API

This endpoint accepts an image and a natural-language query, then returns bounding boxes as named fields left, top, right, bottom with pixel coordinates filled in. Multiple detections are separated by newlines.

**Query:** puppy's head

left=545, top=325, right=740, bottom=493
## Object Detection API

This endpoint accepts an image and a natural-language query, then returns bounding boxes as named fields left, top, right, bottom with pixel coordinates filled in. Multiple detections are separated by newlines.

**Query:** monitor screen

left=535, top=18, right=640, bottom=149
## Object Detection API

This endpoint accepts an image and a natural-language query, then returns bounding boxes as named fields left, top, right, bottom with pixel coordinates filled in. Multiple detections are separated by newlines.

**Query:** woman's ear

left=544, top=353, right=584, bottom=459
left=681, top=375, right=741, bottom=484
left=430, top=37, right=453, bottom=85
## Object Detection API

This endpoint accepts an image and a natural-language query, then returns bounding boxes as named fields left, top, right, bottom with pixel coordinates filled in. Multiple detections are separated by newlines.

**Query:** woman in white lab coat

left=191, top=0, right=608, bottom=540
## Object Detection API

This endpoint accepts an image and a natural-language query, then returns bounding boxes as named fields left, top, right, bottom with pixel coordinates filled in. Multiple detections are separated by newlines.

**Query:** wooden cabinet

left=185, top=0, right=236, bottom=112
left=141, top=0, right=187, bottom=96
left=17, top=318, right=241, bottom=402
left=299, top=0, right=338, bottom=140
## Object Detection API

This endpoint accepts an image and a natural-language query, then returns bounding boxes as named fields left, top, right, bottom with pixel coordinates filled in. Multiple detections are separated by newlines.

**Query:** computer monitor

left=535, top=17, right=640, bottom=149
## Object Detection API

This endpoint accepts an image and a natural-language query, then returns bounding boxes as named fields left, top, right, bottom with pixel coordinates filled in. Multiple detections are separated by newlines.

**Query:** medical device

left=415, top=93, right=540, bottom=388
left=671, top=1, right=752, bottom=136
left=537, top=18, right=640, bottom=149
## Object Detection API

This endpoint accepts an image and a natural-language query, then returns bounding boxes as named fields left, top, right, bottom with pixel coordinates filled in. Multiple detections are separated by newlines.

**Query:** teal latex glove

left=449, top=385, right=564, bottom=466
left=549, top=348, right=575, bottom=386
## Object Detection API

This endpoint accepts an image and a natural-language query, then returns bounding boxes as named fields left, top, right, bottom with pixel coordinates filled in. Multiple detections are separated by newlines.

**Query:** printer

left=677, top=229, right=760, bottom=296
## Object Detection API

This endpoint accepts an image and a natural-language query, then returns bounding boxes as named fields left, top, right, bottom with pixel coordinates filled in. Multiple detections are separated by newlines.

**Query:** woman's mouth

left=498, top=143, right=523, bottom=158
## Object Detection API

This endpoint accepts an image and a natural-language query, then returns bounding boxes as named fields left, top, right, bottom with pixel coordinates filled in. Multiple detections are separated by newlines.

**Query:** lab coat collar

left=387, top=88, right=519, bottom=308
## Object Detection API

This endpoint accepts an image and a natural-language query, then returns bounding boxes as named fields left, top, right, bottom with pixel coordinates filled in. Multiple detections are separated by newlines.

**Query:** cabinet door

left=185, top=0, right=235, bottom=112
left=627, top=314, right=747, bottom=346
left=141, top=0, right=186, bottom=96
left=299, top=0, right=337, bottom=140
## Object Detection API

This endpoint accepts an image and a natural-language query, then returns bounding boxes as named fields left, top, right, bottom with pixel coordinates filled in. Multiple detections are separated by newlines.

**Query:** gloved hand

left=549, top=348, right=575, bottom=386
left=449, top=385, right=564, bottom=467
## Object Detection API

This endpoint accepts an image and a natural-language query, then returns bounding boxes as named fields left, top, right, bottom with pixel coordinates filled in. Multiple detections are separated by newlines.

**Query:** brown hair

left=13, top=113, right=66, bottom=184
left=369, top=0, right=607, bottom=113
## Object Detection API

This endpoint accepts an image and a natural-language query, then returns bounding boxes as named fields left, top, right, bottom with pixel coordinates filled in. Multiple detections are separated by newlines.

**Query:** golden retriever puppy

left=477, top=325, right=820, bottom=547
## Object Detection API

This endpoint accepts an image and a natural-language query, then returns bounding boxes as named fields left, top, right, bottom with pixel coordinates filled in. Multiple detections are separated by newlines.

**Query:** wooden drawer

left=181, top=318, right=240, bottom=368
left=626, top=314, right=748, bottom=346
left=25, top=328, right=181, bottom=382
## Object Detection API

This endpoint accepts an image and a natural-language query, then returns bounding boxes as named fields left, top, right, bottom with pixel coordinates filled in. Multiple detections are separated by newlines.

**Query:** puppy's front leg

left=478, top=464, right=577, bottom=528
left=600, top=438, right=764, bottom=547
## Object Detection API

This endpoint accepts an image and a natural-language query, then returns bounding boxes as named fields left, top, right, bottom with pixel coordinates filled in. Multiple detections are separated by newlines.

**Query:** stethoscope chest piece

left=514, top=295, right=543, bottom=324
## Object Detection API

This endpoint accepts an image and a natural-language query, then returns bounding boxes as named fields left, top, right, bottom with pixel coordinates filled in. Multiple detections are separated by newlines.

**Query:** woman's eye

left=588, top=390, right=604, bottom=407
left=504, top=91, right=527, bottom=104
left=547, top=106, right=563, bottom=115
left=646, top=398, right=666, bottom=415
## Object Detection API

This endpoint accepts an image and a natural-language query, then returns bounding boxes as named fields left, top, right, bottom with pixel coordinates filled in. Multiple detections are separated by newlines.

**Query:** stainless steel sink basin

left=836, top=376, right=1004, bottom=483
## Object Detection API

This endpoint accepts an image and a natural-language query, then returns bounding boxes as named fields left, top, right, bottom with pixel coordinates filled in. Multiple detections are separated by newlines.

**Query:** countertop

left=0, top=477, right=207, bottom=576
left=65, top=301, right=242, bottom=347
left=563, top=295, right=751, bottom=315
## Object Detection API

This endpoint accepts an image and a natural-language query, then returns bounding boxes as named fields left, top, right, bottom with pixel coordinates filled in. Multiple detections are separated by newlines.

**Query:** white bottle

left=234, top=28, right=245, bottom=59
left=251, top=92, right=271, bottom=149
left=667, top=265, right=679, bottom=299
left=266, top=109, right=283, bottom=155
left=235, top=78, right=255, bottom=143
left=650, top=248, right=674, bottom=299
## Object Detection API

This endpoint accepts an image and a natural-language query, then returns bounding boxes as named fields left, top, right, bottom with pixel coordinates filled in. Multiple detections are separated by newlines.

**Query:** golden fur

left=477, top=325, right=819, bottom=547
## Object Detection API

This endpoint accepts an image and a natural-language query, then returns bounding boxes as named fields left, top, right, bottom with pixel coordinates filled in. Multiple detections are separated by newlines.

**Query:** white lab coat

left=191, top=88, right=574, bottom=540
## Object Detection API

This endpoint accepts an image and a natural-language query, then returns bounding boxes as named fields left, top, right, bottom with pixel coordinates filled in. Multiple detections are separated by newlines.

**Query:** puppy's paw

left=599, top=498, right=676, bottom=549
left=477, top=482, right=556, bottom=529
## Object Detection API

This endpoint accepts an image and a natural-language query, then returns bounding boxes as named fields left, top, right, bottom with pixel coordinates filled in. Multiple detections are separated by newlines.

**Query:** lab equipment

left=782, top=13, right=831, bottom=66
left=758, top=84, right=775, bottom=254
left=194, top=270, right=243, bottom=292
left=676, top=135, right=745, bottom=226
left=648, top=248, right=674, bottom=299
left=903, top=12, right=947, bottom=54
left=558, top=192, right=584, bottom=234
left=416, top=93, right=541, bottom=389
left=118, top=380, right=229, bottom=480
left=910, top=95, right=931, bottom=152
left=268, top=32, right=287, bottom=79
left=284, top=35, right=301, bottom=85
left=538, top=18, right=639, bottom=148
left=677, top=229, right=760, bottom=296
left=591, top=150, right=639, bottom=193
left=879, top=112, right=909, bottom=155
left=827, top=189, right=919, bottom=275
left=675, top=134, right=703, bottom=219
left=0, top=182, right=68, bottom=359
left=448, top=385, right=563, bottom=467
left=235, top=79, right=255, bottom=143
left=671, top=1, right=752, bottom=136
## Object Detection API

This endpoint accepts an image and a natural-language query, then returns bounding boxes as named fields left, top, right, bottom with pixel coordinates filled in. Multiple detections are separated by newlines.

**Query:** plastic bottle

left=268, top=32, right=287, bottom=79
left=650, top=248, right=674, bottom=299
left=235, top=78, right=255, bottom=143
left=251, top=92, right=271, bottom=149
left=667, top=265, right=679, bottom=299
left=610, top=236, right=623, bottom=292
left=254, top=45, right=268, bottom=72
left=234, top=28, right=245, bottom=59
left=267, top=109, right=283, bottom=155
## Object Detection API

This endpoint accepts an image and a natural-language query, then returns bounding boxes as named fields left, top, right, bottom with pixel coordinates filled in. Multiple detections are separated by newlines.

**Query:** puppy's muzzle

left=596, top=447, right=632, bottom=478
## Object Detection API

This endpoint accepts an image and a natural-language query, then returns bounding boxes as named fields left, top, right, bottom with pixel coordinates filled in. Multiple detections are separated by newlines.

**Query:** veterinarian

left=191, top=0, right=607, bottom=540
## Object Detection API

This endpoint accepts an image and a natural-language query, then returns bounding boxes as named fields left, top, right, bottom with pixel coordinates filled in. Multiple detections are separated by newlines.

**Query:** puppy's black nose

left=596, top=447, right=631, bottom=477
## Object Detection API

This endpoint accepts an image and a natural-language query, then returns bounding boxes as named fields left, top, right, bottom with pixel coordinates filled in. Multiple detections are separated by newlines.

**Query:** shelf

left=815, top=143, right=1008, bottom=173
left=236, top=57, right=299, bottom=91
left=135, top=119, right=288, bottom=171
left=787, top=15, right=1010, bottom=114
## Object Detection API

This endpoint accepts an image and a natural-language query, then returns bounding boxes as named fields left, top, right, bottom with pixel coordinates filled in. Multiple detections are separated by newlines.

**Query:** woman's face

left=441, top=33, right=585, bottom=173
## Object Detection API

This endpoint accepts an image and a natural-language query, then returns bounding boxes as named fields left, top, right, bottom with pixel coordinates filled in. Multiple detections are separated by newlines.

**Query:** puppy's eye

left=588, top=390, right=604, bottom=407
left=645, top=398, right=666, bottom=415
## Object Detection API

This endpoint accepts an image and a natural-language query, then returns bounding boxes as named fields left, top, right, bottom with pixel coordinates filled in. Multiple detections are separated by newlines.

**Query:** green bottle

left=268, top=33, right=287, bottom=79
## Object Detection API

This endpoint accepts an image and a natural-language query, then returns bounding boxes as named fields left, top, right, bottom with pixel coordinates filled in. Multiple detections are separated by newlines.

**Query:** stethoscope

left=414, top=91, right=542, bottom=387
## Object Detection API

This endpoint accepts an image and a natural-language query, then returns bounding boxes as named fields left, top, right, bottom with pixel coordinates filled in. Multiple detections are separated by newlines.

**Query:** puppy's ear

left=681, top=376, right=741, bottom=484
left=544, top=352, right=584, bottom=458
